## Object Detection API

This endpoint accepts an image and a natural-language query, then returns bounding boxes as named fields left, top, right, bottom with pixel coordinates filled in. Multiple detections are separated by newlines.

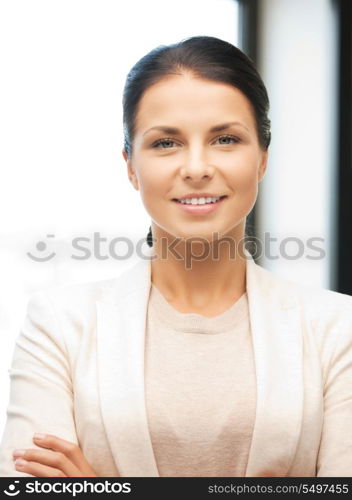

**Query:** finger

left=32, top=434, right=96, bottom=475
left=13, top=448, right=81, bottom=477
left=14, top=457, right=67, bottom=477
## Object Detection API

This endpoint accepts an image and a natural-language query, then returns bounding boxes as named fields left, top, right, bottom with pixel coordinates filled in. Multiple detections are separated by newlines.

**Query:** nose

left=180, top=147, right=215, bottom=181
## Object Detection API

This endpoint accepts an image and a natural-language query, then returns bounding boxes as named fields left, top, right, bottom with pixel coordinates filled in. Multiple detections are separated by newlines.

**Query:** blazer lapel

left=244, top=255, right=304, bottom=476
left=96, top=249, right=304, bottom=477
left=96, top=252, right=159, bottom=477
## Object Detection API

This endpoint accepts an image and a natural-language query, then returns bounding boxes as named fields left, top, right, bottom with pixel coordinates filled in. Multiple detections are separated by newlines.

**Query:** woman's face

left=122, top=72, right=268, bottom=245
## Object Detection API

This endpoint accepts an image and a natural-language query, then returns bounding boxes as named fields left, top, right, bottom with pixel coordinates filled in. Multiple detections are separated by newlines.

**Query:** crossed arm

left=0, top=292, right=103, bottom=477
left=12, top=433, right=98, bottom=477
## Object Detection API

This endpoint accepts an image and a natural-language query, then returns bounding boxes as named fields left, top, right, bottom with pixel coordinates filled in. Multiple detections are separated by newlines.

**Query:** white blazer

left=0, top=249, right=352, bottom=477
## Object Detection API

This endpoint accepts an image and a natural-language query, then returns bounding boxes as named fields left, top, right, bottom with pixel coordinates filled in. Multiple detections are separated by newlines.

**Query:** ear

left=258, top=149, right=268, bottom=183
left=122, top=149, right=139, bottom=190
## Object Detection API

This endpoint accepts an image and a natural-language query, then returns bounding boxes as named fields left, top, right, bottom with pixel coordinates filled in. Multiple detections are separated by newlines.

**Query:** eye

left=152, top=138, right=179, bottom=149
left=151, top=134, right=240, bottom=149
left=213, top=134, right=240, bottom=145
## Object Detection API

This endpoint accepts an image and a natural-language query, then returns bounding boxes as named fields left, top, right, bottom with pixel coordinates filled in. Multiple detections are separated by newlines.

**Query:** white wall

left=256, top=0, right=338, bottom=289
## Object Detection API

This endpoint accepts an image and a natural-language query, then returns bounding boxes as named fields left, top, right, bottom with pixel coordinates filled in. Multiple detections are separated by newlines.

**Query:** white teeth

left=179, top=196, right=221, bottom=205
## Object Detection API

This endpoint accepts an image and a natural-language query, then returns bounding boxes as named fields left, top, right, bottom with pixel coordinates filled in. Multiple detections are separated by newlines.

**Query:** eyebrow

left=143, top=121, right=249, bottom=136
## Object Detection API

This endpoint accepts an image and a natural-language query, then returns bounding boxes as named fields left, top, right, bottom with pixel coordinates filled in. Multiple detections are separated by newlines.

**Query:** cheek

left=135, top=163, right=170, bottom=212
left=217, top=148, right=261, bottom=180
left=134, top=159, right=162, bottom=193
left=228, top=162, right=259, bottom=194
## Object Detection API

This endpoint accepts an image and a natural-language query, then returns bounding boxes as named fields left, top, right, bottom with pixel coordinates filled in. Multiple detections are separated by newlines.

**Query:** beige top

left=145, top=283, right=256, bottom=477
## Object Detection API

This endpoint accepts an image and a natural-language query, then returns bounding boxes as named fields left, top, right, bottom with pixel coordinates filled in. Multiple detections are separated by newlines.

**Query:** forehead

left=134, top=73, right=256, bottom=133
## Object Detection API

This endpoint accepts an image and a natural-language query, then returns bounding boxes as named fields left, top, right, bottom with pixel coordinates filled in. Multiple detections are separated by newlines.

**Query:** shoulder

left=25, top=267, right=134, bottom=324
left=20, top=274, right=127, bottom=355
left=251, top=259, right=352, bottom=315
left=265, top=268, right=352, bottom=356
left=21, top=259, right=147, bottom=354
left=28, top=278, right=111, bottom=308
left=277, top=273, right=352, bottom=318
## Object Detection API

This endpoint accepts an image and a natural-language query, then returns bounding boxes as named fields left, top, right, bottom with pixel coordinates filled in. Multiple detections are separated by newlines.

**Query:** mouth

left=171, top=195, right=228, bottom=215
left=172, top=195, right=228, bottom=205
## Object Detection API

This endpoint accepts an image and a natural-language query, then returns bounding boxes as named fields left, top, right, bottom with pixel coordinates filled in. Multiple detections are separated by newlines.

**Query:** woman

left=0, top=36, right=351, bottom=478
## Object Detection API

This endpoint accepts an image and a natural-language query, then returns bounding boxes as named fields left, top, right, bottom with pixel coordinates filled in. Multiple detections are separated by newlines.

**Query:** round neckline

left=148, top=283, right=249, bottom=334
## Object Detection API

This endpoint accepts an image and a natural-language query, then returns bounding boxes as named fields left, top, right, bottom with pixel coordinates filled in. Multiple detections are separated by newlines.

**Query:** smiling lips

left=172, top=195, right=228, bottom=215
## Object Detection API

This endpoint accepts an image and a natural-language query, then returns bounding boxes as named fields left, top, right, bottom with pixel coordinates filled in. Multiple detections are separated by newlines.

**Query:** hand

left=12, top=433, right=98, bottom=477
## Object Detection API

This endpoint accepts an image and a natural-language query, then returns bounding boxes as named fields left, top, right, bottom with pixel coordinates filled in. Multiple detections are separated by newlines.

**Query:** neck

left=150, top=228, right=247, bottom=312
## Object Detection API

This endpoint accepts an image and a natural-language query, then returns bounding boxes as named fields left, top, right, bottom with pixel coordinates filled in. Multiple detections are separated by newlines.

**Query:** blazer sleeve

left=0, top=292, right=78, bottom=477
left=317, top=306, right=352, bottom=476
